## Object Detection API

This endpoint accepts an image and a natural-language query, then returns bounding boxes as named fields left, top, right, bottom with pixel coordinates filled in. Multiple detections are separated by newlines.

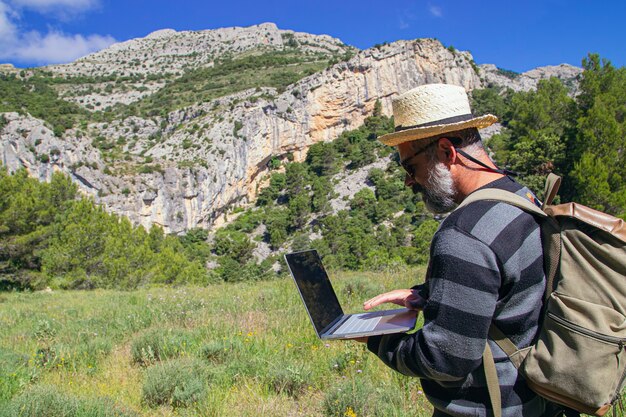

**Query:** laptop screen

left=285, top=250, right=344, bottom=335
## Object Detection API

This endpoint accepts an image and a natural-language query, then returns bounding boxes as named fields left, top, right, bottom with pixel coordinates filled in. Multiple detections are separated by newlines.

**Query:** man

left=359, top=84, right=549, bottom=417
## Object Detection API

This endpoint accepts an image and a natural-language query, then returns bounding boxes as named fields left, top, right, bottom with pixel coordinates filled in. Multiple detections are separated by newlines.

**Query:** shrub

left=412, top=219, right=439, bottom=263
left=233, top=120, right=243, bottom=137
left=341, top=276, right=385, bottom=299
left=141, top=358, right=208, bottom=408
left=263, top=365, right=310, bottom=398
left=200, top=338, right=242, bottom=364
left=0, top=384, right=138, bottom=417
left=130, top=328, right=194, bottom=366
left=323, top=380, right=405, bottom=417
left=323, top=380, right=374, bottom=417
left=0, top=349, right=31, bottom=403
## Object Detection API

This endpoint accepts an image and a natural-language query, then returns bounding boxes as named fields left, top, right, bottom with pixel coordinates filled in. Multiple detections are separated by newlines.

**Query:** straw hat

left=378, top=83, right=498, bottom=146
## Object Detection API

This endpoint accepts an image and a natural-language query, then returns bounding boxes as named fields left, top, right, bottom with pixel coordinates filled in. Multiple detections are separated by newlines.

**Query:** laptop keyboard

left=337, top=312, right=383, bottom=334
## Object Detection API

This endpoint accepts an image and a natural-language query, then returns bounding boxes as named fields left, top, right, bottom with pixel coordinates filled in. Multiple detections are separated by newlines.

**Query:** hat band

left=395, top=113, right=475, bottom=132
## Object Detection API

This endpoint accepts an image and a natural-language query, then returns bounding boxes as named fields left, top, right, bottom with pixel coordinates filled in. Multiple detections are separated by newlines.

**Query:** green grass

left=0, top=268, right=432, bottom=416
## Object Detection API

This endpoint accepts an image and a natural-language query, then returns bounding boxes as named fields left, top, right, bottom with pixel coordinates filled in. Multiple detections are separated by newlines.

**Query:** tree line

left=0, top=170, right=211, bottom=290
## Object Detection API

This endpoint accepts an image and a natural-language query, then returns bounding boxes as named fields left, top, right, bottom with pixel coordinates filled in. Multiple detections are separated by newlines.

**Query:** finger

left=363, top=290, right=406, bottom=310
left=363, top=294, right=391, bottom=309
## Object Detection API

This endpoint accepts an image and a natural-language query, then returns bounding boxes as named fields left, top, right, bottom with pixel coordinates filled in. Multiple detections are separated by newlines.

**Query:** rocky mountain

left=0, top=23, right=582, bottom=234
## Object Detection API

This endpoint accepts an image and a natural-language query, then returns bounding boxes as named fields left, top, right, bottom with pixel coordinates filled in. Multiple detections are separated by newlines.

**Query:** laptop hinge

left=322, top=314, right=349, bottom=336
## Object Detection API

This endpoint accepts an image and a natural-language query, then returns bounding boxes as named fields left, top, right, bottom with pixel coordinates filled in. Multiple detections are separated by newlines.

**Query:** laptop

left=284, top=250, right=417, bottom=340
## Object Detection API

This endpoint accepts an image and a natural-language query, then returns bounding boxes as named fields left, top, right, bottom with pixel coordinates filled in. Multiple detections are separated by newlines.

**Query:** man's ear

left=436, top=137, right=457, bottom=166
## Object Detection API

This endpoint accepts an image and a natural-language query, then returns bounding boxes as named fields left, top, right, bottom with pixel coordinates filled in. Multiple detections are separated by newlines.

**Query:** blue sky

left=1, top=0, right=624, bottom=72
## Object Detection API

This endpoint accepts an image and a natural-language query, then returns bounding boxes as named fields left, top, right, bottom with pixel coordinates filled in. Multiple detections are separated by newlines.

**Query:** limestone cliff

left=0, top=25, right=581, bottom=234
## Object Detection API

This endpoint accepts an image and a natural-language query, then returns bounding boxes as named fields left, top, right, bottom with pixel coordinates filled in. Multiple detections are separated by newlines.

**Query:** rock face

left=0, top=25, right=581, bottom=234
left=47, top=23, right=350, bottom=78
left=479, top=63, right=582, bottom=93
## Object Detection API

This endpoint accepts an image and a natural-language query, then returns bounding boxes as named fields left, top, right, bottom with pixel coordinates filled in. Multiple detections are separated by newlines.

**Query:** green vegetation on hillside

left=0, top=73, right=88, bottom=136
left=123, top=50, right=337, bottom=118
left=0, top=104, right=437, bottom=289
left=472, top=54, right=626, bottom=218
left=219, top=104, right=438, bottom=272
left=0, top=47, right=349, bottom=134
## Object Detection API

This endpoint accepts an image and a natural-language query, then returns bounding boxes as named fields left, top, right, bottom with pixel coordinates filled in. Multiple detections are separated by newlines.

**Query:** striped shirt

left=368, top=177, right=547, bottom=417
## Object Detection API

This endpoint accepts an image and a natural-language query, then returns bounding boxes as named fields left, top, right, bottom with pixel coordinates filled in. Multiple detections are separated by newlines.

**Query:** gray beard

left=413, top=161, right=458, bottom=214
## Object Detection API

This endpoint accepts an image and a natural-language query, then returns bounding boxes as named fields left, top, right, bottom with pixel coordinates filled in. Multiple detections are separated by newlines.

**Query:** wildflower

left=344, top=406, right=357, bottom=417
left=357, top=369, right=362, bottom=373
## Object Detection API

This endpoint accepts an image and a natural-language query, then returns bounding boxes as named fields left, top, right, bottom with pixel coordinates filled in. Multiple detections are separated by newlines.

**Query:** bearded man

left=358, top=84, right=561, bottom=417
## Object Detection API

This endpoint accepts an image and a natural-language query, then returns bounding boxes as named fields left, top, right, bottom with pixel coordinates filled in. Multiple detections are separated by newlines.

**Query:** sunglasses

left=399, top=139, right=440, bottom=179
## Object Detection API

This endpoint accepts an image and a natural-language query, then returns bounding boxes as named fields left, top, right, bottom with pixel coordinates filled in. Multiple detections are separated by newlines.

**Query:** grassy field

left=0, top=268, right=432, bottom=417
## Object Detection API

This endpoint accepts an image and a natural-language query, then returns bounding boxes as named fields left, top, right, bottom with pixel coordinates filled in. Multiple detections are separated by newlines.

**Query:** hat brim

left=378, top=114, right=498, bottom=146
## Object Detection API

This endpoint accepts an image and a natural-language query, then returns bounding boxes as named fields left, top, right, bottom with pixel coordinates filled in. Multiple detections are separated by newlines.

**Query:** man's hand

left=363, top=289, right=426, bottom=311
left=352, top=289, right=425, bottom=344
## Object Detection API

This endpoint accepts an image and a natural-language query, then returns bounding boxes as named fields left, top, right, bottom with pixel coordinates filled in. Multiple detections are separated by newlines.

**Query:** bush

left=341, top=276, right=384, bottom=299
left=323, top=380, right=375, bottom=417
left=0, top=384, right=137, bottom=417
left=263, top=365, right=310, bottom=398
left=141, top=358, right=208, bottom=408
left=0, top=349, right=31, bottom=403
left=323, top=380, right=404, bottom=417
left=130, top=328, right=194, bottom=366
left=412, top=219, right=439, bottom=263
left=200, top=338, right=242, bottom=364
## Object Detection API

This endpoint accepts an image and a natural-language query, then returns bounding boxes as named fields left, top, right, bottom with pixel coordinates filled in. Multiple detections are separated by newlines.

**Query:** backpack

left=458, top=174, right=626, bottom=417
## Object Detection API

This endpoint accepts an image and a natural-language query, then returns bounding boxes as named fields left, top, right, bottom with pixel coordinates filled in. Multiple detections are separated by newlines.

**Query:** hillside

left=0, top=23, right=581, bottom=235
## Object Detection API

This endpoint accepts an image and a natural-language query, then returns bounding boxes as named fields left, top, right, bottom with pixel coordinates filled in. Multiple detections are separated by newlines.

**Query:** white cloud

left=0, top=0, right=115, bottom=65
left=429, top=5, right=443, bottom=18
left=10, top=0, right=100, bottom=22
left=0, top=2, right=18, bottom=41
left=10, top=0, right=98, bottom=12
left=397, top=8, right=416, bottom=30
left=9, top=30, right=115, bottom=64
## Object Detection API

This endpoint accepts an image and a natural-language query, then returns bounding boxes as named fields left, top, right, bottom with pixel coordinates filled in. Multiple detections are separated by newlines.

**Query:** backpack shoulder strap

left=484, top=324, right=533, bottom=417
left=457, top=188, right=547, bottom=218
left=483, top=343, right=502, bottom=417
